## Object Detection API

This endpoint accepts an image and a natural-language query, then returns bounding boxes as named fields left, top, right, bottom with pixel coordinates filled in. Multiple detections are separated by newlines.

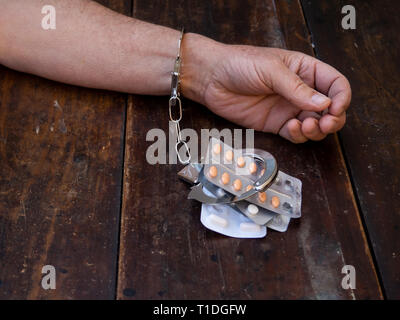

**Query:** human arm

left=0, top=0, right=351, bottom=142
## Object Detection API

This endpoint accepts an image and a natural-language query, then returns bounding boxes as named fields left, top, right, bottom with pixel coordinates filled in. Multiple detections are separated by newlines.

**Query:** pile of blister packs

left=178, top=138, right=302, bottom=239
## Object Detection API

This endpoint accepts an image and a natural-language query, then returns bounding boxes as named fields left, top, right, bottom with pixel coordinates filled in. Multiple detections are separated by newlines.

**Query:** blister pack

left=178, top=138, right=302, bottom=239
left=200, top=188, right=267, bottom=238
left=266, top=214, right=291, bottom=232
left=204, top=138, right=302, bottom=218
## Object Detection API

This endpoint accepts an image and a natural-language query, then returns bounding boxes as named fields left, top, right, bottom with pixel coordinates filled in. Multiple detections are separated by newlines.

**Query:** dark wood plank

left=0, top=0, right=131, bottom=299
left=117, top=0, right=382, bottom=299
left=300, top=0, right=400, bottom=299
left=275, top=0, right=385, bottom=298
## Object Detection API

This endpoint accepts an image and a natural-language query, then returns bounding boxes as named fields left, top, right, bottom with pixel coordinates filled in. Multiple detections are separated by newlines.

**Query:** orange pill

left=237, top=156, right=246, bottom=168
left=258, top=191, right=267, bottom=203
left=233, top=179, right=242, bottom=191
left=208, top=165, right=218, bottom=178
left=271, top=196, right=280, bottom=208
left=221, top=172, right=230, bottom=185
left=213, top=143, right=221, bottom=155
left=225, top=150, right=234, bottom=162
left=249, top=162, right=257, bottom=174
left=246, top=185, right=253, bottom=192
left=260, top=168, right=265, bottom=176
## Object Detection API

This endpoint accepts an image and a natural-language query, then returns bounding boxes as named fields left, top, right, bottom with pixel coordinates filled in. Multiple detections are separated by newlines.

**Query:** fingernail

left=311, top=94, right=330, bottom=107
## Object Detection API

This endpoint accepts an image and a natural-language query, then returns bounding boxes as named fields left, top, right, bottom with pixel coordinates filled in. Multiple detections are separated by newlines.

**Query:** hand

left=182, top=34, right=351, bottom=143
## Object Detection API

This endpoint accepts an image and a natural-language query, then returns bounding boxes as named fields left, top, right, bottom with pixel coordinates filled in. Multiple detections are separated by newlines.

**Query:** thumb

left=270, top=65, right=331, bottom=111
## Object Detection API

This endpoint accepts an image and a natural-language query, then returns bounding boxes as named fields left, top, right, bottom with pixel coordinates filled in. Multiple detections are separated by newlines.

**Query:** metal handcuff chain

left=169, top=28, right=191, bottom=164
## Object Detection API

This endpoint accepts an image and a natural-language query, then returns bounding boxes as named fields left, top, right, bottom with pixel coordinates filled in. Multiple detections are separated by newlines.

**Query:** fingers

left=301, top=117, right=327, bottom=141
left=270, top=63, right=332, bottom=112
left=297, top=110, right=321, bottom=121
left=281, top=52, right=351, bottom=116
left=326, top=77, right=351, bottom=116
left=313, top=59, right=352, bottom=116
left=278, top=118, right=308, bottom=143
left=279, top=113, right=345, bottom=143
left=319, top=112, right=346, bottom=134
left=300, top=113, right=346, bottom=140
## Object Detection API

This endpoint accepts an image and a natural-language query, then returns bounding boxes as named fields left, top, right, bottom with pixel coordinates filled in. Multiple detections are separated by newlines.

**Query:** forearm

left=0, top=0, right=351, bottom=142
left=0, top=0, right=216, bottom=100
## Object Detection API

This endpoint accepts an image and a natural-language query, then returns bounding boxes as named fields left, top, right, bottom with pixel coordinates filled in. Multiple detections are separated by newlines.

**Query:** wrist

left=180, top=33, right=224, bottom=105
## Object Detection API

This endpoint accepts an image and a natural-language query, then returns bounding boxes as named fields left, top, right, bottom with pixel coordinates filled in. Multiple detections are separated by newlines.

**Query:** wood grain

left=117, top=0, right=382, bottom=299
left=0, top=0, right=131, bottom=299
left=300, top=0, right=400, bottom=299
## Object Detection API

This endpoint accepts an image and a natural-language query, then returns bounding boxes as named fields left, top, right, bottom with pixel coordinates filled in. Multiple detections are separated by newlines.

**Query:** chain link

left=169, top=96, right=182, bottom=123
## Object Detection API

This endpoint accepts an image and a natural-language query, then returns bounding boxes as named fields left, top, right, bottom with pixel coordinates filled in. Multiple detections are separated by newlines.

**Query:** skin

left=0, top=0, right=351, bottom=143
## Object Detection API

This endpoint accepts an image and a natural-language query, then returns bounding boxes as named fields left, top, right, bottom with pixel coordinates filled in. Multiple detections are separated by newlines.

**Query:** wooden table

left=0, top=0, right=398, bottom=299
